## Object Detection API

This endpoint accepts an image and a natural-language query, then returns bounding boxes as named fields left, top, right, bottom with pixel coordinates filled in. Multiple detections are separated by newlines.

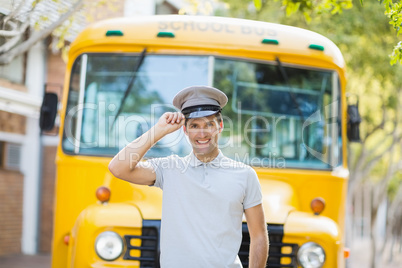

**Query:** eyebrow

left=189, top=120, right=216, bottom=125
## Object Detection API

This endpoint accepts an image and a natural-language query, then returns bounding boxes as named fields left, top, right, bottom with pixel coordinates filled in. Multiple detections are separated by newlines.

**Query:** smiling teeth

left=198, top=140, right=209, bottom=144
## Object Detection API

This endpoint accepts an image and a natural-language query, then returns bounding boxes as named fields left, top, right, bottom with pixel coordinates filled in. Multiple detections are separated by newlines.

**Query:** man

left=109, top=85, right=269, bottom=268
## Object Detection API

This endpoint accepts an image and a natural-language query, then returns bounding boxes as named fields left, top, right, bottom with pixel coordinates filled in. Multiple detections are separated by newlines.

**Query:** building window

left=0, top=141, right=21, bottom=171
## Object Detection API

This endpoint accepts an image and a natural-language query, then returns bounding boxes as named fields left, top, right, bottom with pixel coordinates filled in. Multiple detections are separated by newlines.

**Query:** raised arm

left=245, top=204, right=269, bottom=268
left=108, top=112, right=184, bottom=185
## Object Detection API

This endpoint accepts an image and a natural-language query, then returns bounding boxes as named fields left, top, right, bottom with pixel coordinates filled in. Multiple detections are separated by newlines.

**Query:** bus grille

left=239, top=223, right=298, bottom=268
left=123, top=225, right=160, bottom=268
left=124, top=221, right=298, bottom=268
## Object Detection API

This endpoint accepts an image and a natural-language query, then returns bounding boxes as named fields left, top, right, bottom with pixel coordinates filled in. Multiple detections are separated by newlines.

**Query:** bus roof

left=70, top=15, right=345, bottom=70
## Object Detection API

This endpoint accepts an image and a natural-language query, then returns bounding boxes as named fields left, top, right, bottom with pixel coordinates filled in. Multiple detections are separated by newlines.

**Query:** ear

left=183, top=125, right=188, bottom=135
left=219, top=121, right=223, bottom=133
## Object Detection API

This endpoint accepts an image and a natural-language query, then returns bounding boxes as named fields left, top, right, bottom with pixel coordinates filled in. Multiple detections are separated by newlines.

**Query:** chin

left=193, top=147, right=211, bottom=155
left=193, top=145, right=217, bottom=156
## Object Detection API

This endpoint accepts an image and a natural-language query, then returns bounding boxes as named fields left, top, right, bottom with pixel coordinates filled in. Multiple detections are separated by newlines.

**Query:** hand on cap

left=155, top=112, right=185, bottom=135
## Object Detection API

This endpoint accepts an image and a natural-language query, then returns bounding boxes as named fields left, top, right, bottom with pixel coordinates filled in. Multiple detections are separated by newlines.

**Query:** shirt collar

left=186, top=150, right=224, bottom=167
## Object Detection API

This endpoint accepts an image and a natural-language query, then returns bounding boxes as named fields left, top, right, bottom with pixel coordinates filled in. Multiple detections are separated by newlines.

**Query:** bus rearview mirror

left=347, top=104, right=361, bottom=142
left=40, top=92, right=58, bottom=131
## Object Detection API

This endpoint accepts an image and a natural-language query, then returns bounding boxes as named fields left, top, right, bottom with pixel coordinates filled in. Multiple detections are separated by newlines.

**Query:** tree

left=0, top=0, right=85, bottom=65
left=382, top=0, right=402, bottom=65
left=385, top=180, right=402, bottom=262
left=221, top=0, right=402, bottom=64
left=299, top=3, right=402, bottom=266
left=0, top=0, right=117, bottom=65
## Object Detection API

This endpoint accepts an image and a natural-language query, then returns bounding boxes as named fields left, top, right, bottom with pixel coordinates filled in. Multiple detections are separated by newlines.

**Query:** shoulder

left=219, top=156, right=253, bottom=171
left=225, top=157, right=258, bottom=180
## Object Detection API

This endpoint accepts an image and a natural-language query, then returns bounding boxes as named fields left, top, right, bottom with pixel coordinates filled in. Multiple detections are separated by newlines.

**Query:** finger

left=166, top=113, right=174, bottom=123
left=171, top=113, right=178, bottom=124
left=176, top=113, right=183, bottom=123
left=179, top=114, right=185, bottom=124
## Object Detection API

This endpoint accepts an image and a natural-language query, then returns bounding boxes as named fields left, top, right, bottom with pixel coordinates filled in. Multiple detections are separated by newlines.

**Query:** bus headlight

left=95, top=231, right=123, bottom=261
left=297, top=242, right=326, bottom=268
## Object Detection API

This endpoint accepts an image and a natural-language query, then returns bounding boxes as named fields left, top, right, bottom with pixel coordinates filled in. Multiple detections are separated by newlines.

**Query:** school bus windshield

left=62, top=53, right=342, bottom=169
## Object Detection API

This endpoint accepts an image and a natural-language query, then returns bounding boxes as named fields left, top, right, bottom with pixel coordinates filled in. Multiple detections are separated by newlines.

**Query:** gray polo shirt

left=148, top=150, right=262, bottom=268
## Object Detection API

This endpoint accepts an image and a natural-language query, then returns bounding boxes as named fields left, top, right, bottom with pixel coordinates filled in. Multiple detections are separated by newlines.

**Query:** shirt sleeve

left=243, top=167, right=263, bottom=210
left=146, top=157, right=165, bottom=189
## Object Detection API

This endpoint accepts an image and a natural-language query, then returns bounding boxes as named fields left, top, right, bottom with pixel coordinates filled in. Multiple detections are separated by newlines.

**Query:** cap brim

left=185, top=110, right=219, bottom=119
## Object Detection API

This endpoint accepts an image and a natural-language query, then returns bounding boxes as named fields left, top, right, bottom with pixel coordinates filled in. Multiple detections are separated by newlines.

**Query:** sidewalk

left=348, top=238, right=402, bottom=268
left=0, top=254, right=50, bottom=268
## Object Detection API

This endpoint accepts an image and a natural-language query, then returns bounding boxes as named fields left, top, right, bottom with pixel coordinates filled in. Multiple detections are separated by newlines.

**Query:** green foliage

left=386, top=1, right=402, bottom=36
left=387, top=171, right=402, bottom=200
left=281, top=0, right=353, bottom=21
left=220, top=0, right=353, bottom=21
left=254, top=0, right=262, bottom=11
left=238, top=0, right=402, bottom=64
left=390, top=41, right=402, bottom=65
left=379, top=0, right=402, bottom=64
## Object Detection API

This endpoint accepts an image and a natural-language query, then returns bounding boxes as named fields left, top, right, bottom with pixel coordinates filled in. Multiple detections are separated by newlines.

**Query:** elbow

left=259, top=234, right=269, bottom=249
left=108, top=160, right=120, bottom=178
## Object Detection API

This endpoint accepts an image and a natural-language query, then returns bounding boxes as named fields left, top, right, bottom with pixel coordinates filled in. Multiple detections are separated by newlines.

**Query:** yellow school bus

left=42, top=15, right=354, bottom=268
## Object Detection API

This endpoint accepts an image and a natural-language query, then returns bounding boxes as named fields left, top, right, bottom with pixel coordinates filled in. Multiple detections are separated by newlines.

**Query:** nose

left=195, top=126, right=211, bottom=137
left=198, top=128, right=208, bottom=137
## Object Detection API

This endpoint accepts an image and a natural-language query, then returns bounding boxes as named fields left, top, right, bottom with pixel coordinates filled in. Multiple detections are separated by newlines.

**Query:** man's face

left=184, top=114, right=222, bottom=156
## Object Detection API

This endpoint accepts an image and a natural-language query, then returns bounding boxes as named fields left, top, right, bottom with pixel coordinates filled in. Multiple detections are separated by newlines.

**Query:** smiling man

left=109, top=85, right=268, bottom=268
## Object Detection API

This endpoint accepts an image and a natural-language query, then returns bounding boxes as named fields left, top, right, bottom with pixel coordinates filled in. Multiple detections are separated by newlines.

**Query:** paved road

left=0, top=254, right=50, bottom=268
left=0, top=240, right=401, bottom=268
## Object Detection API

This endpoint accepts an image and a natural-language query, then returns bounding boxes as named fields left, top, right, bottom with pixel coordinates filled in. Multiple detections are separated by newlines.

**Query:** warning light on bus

left=311, top=197, right=326, bottom=215
left=157, top=31, right=175, bottom=38
left=308, top=44, right=325, bottom=51
left=106, top=30, right=124, bottom=37
left=96, top=186, right=111, bottom=203
left=261, top=38, right=279, bottom=45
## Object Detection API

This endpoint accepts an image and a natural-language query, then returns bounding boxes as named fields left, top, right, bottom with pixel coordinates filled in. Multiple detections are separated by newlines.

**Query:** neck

left=194, top=148, right=220, bottom=163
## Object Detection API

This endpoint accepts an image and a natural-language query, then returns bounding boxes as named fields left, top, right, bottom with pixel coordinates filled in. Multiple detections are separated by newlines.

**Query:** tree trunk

left=388, top=236, right=394, bottom=263
left=369, top=184, right=379, bottom=268
left=380, top=198, right=389, bottom=254
left=370, top=231, right=376, bottom=268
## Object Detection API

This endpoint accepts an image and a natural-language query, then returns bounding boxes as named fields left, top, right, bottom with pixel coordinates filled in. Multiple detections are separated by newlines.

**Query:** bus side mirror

left=347, top=103, right=361, bottom=142
left=40, top=92, right=58, bottom=131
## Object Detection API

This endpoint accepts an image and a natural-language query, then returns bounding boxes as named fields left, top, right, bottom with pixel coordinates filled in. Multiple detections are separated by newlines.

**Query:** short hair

left=185, top=112, right=222, bottom=127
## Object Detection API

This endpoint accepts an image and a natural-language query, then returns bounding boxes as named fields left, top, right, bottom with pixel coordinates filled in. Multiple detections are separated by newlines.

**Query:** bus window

left=62, top=54, right=209, bottom=157
left=213, top=58, right=342, bottom=169
left=62, top=54, right=341, bottom=170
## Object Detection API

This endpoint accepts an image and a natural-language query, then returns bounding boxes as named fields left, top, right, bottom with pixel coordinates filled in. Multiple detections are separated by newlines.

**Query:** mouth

left=195, top=139, right=211, bottom=145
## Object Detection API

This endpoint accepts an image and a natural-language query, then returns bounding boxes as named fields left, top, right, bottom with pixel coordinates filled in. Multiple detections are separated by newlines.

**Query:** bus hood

left=259, top=179, right=299, bottom=224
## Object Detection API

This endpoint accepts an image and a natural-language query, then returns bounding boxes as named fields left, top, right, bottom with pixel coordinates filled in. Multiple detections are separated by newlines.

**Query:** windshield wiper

left=110, top=48, right=147, bottom=129
left=275, top=57, right=305, bottom=121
